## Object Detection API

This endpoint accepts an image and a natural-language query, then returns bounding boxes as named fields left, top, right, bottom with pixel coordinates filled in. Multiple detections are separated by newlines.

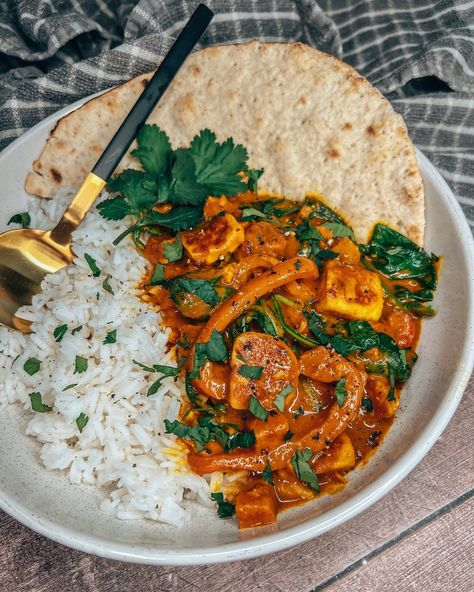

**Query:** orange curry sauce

left=140, top=193, right=423, bottom=529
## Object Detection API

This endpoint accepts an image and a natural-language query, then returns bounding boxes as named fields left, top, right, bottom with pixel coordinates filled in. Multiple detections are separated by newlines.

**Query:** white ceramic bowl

left=0, top=100, right=473, bottom=565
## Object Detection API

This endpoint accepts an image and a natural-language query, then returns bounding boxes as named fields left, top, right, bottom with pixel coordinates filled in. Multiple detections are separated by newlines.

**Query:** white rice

left=0, top=191, right=212, bottom=526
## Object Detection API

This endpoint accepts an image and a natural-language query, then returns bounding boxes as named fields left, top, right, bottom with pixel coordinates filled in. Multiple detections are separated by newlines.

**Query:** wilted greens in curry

left=99, top=125, right=438, bottom=529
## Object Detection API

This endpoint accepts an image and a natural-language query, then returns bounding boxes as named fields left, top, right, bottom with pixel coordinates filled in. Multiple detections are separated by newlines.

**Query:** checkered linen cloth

left=1, top=0, right=473, bottom=229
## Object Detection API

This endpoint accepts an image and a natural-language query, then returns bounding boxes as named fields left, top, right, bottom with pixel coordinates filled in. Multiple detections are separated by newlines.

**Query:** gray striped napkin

left=0, top=0, right=473, bottom=230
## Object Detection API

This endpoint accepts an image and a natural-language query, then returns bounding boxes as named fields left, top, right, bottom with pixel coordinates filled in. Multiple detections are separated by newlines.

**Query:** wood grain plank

left=322, top=495, right=474, bottom=592
left=0, top=377, right=472, bottom=592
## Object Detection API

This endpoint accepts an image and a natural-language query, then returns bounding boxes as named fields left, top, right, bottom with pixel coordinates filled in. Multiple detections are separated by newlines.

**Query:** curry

left=140, top=193, right=434, bottom=529
left=96, top=124, right=438, bottom=530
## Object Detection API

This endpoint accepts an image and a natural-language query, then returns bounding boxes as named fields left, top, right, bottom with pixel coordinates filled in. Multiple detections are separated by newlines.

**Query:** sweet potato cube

left=235, top=481, right=277, bottom=529
left=181, top=214, right=244, bottom=265
left=273, top=468, right=315, bottom=502
left=317, top=260, right=383, bottom=321
left=312, top=432, right=356, bottom=473
left=366, top=375, right=400, bottom=418
left=246, top=413, right=289, bottom=452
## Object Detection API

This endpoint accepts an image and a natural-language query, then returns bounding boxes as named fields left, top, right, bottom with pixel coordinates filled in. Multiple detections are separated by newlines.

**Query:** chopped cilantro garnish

left=53, top=324, right=68, bottom=343
left=165, top=415, right=255, bottom=453
left=102, top=275, right=114, bottom=295
left=170, top=277, right=220, bottom=306
left=29, top=392, right=52, bottom=413
left=190, top=330, right=228, bottom=379
left=322, top=221, right=355, bottom=240
left=76, top=413, right=89, bottom=433
left=335, top=378, right=347, bottom=407
left=273, top=384, right=293, bottom=413
left=84, top=253, right=101, bottom=277
left=23, top=357, right=40, bottom=376
left=135, top=358, right=184, bottom=396
left=263, top=460, right=274, bottom=485
left=291, top=448, right=320, bottom=493
left=103, top=329, right=117, bottom=344
left=74, top=356, right=88, bottom=374
left=361, top=398, right=373, bottom=413
left=248, top=396, right=268, bottom=421
left=71, top=325, right=83, bottom=335
left=239, top=365, right=263, bottom=380
left=162, top=235, right=183, bottom=262
left=8, top=212, right=31, bottom=228
left=62, top=383, right=78, bottom=391
left=210, top=492, right=235, bottom=519
left=149, top=263, right=165, bottom=285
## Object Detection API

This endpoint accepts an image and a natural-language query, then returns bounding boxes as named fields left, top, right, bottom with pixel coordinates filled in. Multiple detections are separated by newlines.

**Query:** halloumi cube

left=317, top=260, right=383, bottom=321
left=181, top=213, right=244, bottom=265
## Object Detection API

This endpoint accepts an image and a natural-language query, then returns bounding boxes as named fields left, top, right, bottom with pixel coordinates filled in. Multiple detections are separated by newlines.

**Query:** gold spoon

left=0, top=4, right=213, bottom=332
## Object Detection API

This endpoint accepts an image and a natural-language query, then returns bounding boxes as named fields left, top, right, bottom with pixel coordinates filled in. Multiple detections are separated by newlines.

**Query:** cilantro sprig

left=97, top=125, right=262, bottom=242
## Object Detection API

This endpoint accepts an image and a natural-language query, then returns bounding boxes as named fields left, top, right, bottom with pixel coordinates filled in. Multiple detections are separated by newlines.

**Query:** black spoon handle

left=91, top=4, right=213, bottom=182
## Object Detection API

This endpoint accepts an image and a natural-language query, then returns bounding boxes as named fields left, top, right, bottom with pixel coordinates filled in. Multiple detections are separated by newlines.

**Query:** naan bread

left=25, top=42, right=424, bottom=244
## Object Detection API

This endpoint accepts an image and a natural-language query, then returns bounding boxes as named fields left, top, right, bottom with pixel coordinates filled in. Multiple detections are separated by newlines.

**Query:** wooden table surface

left=1, top=376, right=473, bottom=592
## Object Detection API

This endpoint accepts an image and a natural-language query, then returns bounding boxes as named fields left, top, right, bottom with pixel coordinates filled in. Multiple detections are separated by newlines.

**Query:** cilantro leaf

left=74, top=356, right=88, bottom=374
left=190, top=330, right=228, bottom=378
left=76, top=412, right=89, bottom=433
left=162, top=235, right=183, bottom=262
left=103, top=329, right=117, bottom=344
left=170, top=277, right=219, bottom=306
left=210, top=492, right=235, bottom=519
left=322, top=222, right=355, bottom=240
left=96, top=196, right=130, bottom=221
left=62, top=383, right=78, bottom=391
left=171, top=149, right=209, bottom=204
left=149, top=263, right=165, bottom=285
left=291, top=448, right=320, bottom=493
left=263, top=459, right=274, bottom=485
left=107, top=170, right=157, bottom=213
left=305, top=197, right=345, bottom=224
left=84, top=253, right=101, bottom=277
left=239, top=208, right=268, bottom=221
left=29, top=392, right=52, bottom=413
left=53, top=324, right=68, bottom=343
left=335, top=378, right=347, bottom=407
left=226, top=431, right=256, bottom=451
left=131, top=124, right=171, bottom=176
left=142, top=360, right=183, bottom=396
left=23, top=357, right=40, bottom=375
left=189, top=129, right=248, bottom=196
left=247, top=168, right=264, bottom=192
left=71, top=325, right=83, bottom=335
left=102, top=275, right=114, bottom=295
left=8, top=212, right=31, bottom=228
left=362, top=398, right=374, bottom=413
left=274, top=384, right=293, bottom=413
left=239, top=365, right=263, bottom=380
left=249, top=396, right=268, bottom=420
left=148, top=206, right=203, bottom=232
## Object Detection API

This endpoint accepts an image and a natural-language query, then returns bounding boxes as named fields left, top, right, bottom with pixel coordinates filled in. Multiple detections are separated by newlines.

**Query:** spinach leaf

left=361, top=224, right=438, bottom=289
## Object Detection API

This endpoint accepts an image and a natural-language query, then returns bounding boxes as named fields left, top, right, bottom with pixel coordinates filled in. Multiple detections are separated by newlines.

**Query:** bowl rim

left=0, top=102, right=473, bottom=566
